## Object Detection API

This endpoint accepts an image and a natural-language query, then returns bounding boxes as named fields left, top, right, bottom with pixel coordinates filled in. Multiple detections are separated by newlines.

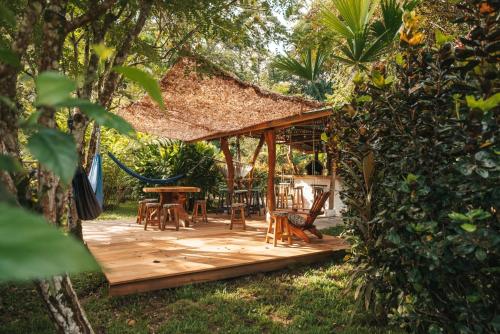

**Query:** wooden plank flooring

left=82, top=214, right=348, bottom=296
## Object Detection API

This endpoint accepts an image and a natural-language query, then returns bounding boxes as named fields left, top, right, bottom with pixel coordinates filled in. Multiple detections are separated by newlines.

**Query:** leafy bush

left=130, top=139, right=223, bottom=207
left=328, top=2, right=499, bottom=333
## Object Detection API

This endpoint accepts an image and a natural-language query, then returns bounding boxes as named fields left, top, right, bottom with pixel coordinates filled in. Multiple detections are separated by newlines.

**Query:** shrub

left=329, top=2, right=499, bottom=333
left=131, top=139, right=223, bottom=207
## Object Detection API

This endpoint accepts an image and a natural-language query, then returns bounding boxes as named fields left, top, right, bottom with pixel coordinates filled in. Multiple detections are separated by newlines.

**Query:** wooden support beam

left=264, top=130, right=276, bottom=214
left=190, top=108, right=332, bottom=143
left=220, top=137, right=234, bottom=206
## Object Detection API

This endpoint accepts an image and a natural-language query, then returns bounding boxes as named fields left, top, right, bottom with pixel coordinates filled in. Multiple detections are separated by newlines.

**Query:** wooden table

left=143, top=186, right=200, bottom=227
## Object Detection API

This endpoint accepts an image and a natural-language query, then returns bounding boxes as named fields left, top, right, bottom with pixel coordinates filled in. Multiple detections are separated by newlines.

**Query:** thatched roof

left=118, top=56, right=329, bottom=142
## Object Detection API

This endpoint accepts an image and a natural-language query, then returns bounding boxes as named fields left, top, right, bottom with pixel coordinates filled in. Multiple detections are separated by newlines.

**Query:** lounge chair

left=286, top=191, right=331, bottom=243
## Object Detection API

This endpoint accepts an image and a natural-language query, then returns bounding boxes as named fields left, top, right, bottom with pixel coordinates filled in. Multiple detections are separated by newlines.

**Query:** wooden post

left=220, top=137, right=234, bottom=207
left=264, top=130, right=276, bottom=216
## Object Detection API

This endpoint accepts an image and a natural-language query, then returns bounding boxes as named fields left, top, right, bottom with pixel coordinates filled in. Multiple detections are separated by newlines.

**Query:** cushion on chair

left=287, top=213, right=307, bottom=227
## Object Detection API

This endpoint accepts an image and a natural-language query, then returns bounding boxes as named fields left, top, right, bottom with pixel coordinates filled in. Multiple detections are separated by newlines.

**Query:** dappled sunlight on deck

left=82, top=214, right=348, bottom=295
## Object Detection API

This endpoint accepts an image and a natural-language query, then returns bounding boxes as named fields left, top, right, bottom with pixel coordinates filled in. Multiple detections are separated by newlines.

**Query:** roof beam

left=188, top=107, right=333, bottom=143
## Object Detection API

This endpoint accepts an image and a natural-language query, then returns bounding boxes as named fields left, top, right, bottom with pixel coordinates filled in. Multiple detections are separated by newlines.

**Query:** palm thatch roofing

left=118, top=56, right=330, bottom=142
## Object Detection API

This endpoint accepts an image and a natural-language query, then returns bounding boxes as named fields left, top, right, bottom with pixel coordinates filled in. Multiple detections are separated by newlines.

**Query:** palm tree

left=272, top=48, right=332, bottom=101
left=321, top=0, right=418, bottom=69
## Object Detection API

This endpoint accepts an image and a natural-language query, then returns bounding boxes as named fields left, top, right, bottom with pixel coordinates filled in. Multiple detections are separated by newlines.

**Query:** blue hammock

left=107, top=152, right=185, bottom=185
left=88, top=153, right=104, bottom=207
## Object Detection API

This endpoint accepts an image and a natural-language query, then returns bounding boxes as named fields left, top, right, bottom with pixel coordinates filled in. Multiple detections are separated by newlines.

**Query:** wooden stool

left=292, top=186, right=304, bottom=210
left=136, top=198, right=157, bottom=224
left=266, top=211, right=292, bottom=247
left=162, top=203, right=180, bottom=231
left=192, top=199, right=208, bottom=224
left=230, top=203, right=246, bottom=230
left=144, top=202, right=161, bottom=230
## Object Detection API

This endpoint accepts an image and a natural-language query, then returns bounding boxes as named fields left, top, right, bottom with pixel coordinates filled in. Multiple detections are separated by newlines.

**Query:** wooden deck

left=82, top=214, right=348, bottom=296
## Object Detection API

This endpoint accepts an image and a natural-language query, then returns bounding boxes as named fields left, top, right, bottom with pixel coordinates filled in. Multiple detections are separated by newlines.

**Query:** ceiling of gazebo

left=118, top=55, right=329, bottom=142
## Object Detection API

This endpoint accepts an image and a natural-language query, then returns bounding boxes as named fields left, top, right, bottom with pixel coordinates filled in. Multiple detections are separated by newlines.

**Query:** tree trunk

left=0, top=1, right=43, bottom=196
left=86, top=0, right=152, bottom=169
left=34, top=1, right=104, bottom=332
left=35, top=275, right=94, bottom=334
left=220, top=137, right=235, bottom=207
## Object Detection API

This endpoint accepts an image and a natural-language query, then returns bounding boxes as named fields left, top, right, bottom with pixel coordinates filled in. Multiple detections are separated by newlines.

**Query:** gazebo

left=81, top=56, right=348, bottom=296
left=118, top=55, right=334, bottom=214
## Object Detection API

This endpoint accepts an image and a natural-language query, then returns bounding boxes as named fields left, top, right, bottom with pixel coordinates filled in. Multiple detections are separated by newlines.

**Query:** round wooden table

left=143, top=186, right=200, bottom=227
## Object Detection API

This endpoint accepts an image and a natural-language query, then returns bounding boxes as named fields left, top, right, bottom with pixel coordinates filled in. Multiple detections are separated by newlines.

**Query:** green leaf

left=35, top=72, right=76, bottom=107
left=356, top=95, right=373, bottom=103
left=61, top=99, right=135, bottom=136
left=465, top=93, right=500, bottom=112
left=460, top=223, right=477, bottom=233
left=371, top=70, right=386, bottom=88
left=468, top=209, right=491, bottom=221
left=0, top=47, right=20, bottom=68
left=434, top=30, right=454, bottom=47
left=448, top=212, right=469, bottom=223
left=0, top=154, right=21, bottom=172
left=320, top=132, right=329, bottom=142
left=26, top=128, right=78, bottom=184
left=0, top=203, right=97, bottom=282
left=475, top=167, right=489, bottom=178
left=113, top=66, right=165, bottom=109
left=474, top=248, right=487, bottom=262
left=395, top=53, right=405, bottom=66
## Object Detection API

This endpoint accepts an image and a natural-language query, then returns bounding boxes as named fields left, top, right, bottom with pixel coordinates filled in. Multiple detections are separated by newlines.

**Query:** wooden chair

left=162, top=203, right=180, bottom=231
left=192, top=199, right=208, bottom=224
left=136, top=198, right=157, bottom=224
left=286, top=191, right=331, bottom=243
left=230, top=203, right=246, bottom=230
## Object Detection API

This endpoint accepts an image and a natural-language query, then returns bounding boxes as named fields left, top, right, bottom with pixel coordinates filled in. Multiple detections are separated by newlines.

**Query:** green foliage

left=321, top=0, right=415, bottom=68
left=272, top=48, right=332, bottom=100
left=113, top=66, right=164, bottom=109
left=331, top=1, right=500, bottom=332
left=63, top=99, right=135, bottom=136
left=130, top=139, right=223, bottom=203
left=35, top=71, right=76, bottom=107
left=0, top=203, right=97, bottom=282
left=26, top=128, right=78, bottom=184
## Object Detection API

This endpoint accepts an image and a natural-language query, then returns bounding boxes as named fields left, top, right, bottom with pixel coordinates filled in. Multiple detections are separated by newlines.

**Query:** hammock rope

left=107, top=152, right=209, bottom=185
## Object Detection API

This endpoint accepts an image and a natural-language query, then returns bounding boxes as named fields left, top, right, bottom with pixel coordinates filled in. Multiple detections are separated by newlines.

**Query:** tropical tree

left=321, top=0, right=418, bottom=69
left=272, top=48, right=332, bottom=100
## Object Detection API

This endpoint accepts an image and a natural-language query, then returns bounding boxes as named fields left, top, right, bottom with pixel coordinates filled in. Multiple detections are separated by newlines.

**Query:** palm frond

left=322, top=0, right=407, bottom=68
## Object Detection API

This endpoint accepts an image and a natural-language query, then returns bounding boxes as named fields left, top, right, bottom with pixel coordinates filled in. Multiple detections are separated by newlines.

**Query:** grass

left=0, top=203, right=401, bottom=334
